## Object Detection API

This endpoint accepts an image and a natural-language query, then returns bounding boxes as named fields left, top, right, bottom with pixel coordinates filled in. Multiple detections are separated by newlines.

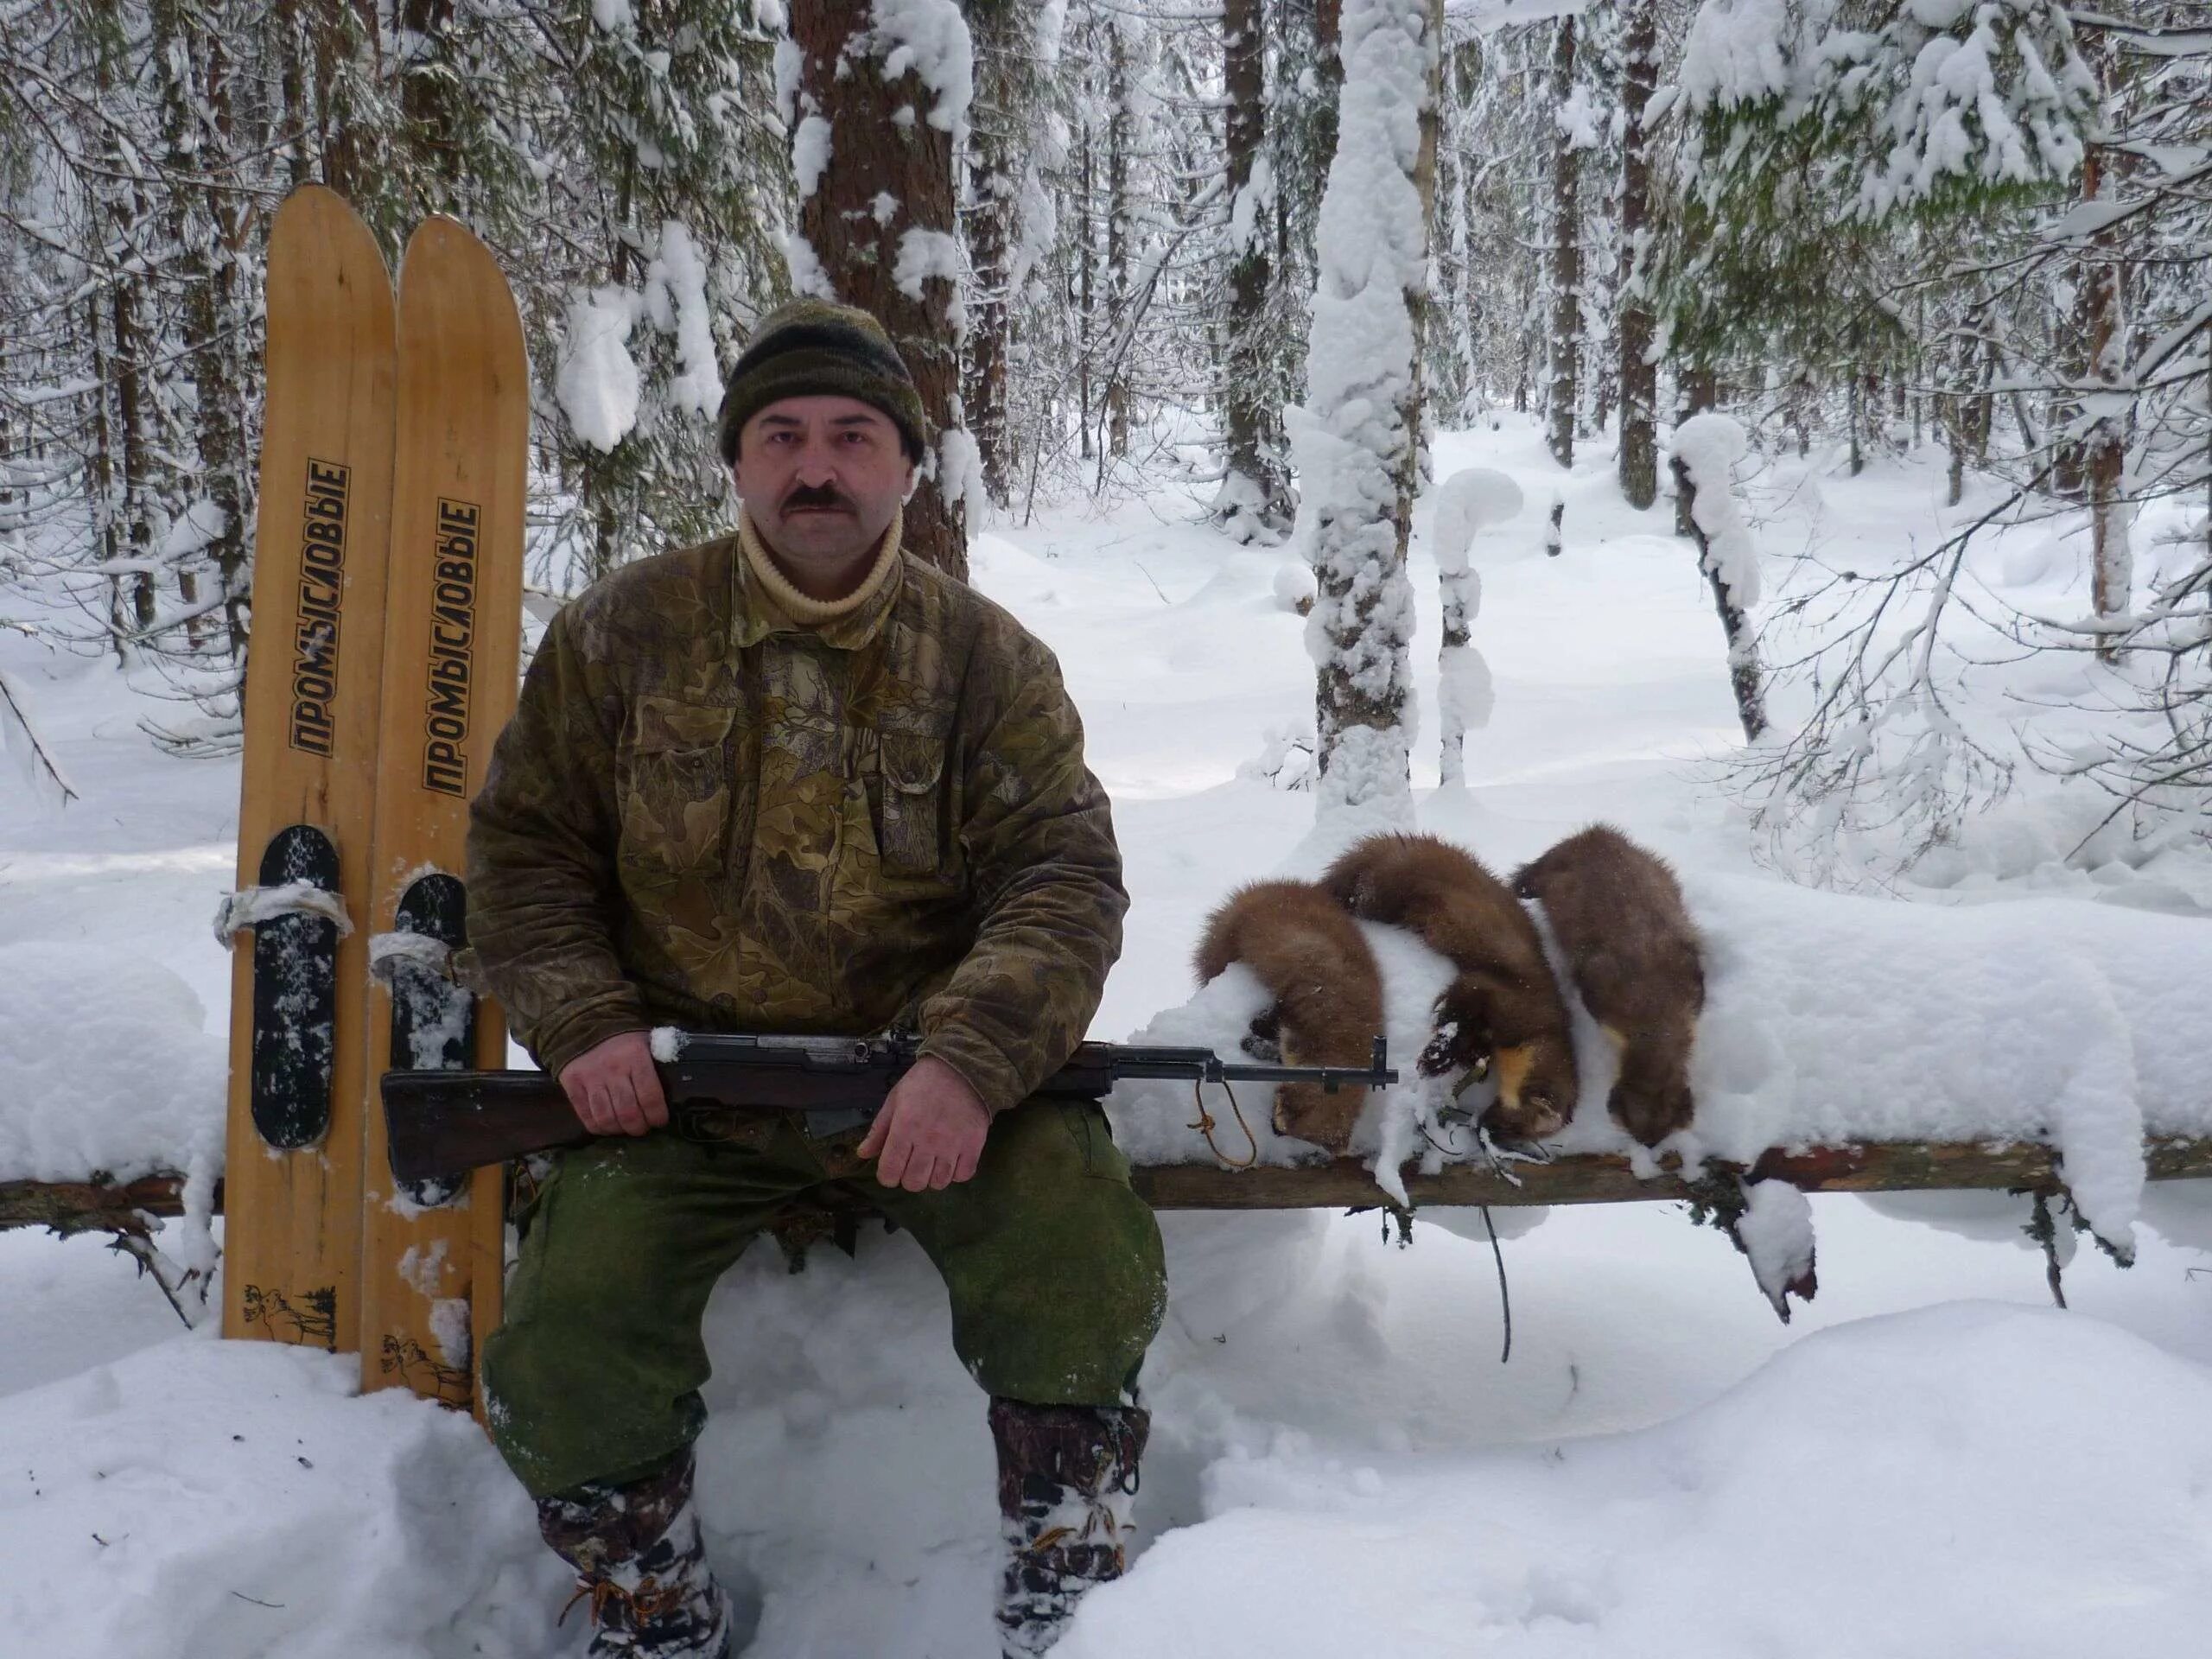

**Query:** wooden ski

left=357, top=217, right=528, bottom=1414
left=220, top=185, right=396, bottom=1353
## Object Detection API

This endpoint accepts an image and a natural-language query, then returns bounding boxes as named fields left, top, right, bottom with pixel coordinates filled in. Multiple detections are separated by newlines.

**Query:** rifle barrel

left=380, top=1033, right=1400, bottom=1182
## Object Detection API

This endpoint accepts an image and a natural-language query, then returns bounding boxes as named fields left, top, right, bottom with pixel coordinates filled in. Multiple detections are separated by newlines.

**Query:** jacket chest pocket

left=619, top=697, right=738, bottom=876
left=868, top=731, right=953, bottom=880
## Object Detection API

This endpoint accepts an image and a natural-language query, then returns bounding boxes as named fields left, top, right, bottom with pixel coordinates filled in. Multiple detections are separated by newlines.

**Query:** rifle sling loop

left=1187, top=1079, right=1259, bottom=1170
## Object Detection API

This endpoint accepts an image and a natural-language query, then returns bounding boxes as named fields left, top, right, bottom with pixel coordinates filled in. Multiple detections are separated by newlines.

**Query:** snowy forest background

left=5, top=7, right=2212, bottom=1652
left=1, top=0, right=2208, bottom=875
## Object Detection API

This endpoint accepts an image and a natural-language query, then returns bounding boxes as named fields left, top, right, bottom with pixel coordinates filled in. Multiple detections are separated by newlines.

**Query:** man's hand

left=857, top=1056, right=990, bottom=1191
left=558, top=1030, right=669, bottom=1137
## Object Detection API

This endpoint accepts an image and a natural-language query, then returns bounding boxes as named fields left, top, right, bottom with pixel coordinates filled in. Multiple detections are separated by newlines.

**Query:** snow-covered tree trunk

left=1544, top=15, right=1580, bottom=471
left=1292, top=0, right=1437, bottom=824
left=1615, top=0, right=1658, bottom=510
left=787, top=1, right=975, bottom=581
left=1433, top=468, right=1515, bottom=785
left=1217, top=0, right=1295, bottom=542
left=1671, top=414, right=1768, bottom=743
left=1402, top=0, right=1444, bottom=519
left=1674, top=365, right=1716, bottom=539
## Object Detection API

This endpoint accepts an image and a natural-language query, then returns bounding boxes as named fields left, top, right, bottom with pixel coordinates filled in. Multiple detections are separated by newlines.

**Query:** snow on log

left=10, top=857, right=2209, bottom=1272
left=11, top=1139, right=2212, bottom=1236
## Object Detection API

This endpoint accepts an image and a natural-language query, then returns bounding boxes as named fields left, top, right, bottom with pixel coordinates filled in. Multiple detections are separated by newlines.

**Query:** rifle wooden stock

left=380, top=1033, right=1400, bottom=1185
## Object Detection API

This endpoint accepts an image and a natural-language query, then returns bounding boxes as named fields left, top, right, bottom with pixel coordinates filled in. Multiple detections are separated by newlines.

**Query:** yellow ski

left=220, top=185, right=395, bottom=1355
left=357, top=217, right=529, bottom=1412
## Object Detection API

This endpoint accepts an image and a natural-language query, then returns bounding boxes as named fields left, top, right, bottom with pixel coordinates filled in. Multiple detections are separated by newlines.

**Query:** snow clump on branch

left=868, top=0, right=975, bottom=144
left=555, top=286, right=642, bottom=454
left=1671, top=412, right=1760, bottom=607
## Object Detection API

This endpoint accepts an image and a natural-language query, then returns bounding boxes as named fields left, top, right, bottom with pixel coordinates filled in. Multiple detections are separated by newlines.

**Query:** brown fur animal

left=1512, top=826, right=1703, bottom=1147
left=1320, top=834, right=1575, bottom=1140
left=1193, top=880, right=1386, bottom=1154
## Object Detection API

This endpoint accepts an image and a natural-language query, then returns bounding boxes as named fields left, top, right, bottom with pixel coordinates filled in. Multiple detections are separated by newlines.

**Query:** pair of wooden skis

left=218, top=186, right=525, bottom=1414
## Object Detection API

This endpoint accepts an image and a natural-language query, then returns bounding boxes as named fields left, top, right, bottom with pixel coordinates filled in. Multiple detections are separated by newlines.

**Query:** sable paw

left=1609, top=1079, right=1694, bottom=1147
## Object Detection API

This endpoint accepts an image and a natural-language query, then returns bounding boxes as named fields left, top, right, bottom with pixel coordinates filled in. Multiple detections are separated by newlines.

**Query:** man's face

left=733, top=394, right=913, bottom=574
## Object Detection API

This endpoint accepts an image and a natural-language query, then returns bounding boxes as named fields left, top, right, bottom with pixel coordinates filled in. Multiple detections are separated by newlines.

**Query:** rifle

left=380, top=1030, right=1399, bottom=1185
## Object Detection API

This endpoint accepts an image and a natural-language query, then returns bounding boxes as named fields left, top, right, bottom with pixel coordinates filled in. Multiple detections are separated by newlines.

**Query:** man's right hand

left=558, top=1030, right=670, bottom=1137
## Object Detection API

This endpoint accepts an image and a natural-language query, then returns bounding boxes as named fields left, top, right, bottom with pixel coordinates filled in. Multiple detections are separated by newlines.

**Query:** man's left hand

left=857, top=1055, right=991, bottom=1191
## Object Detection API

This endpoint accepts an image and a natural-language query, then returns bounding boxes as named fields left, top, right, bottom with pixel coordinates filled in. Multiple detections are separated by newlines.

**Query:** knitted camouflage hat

left=715, top=296, right=928, bottom=466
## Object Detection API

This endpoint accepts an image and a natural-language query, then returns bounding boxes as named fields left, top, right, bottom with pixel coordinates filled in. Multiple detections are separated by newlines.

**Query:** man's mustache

left=780, top=483, right=855, bottom=514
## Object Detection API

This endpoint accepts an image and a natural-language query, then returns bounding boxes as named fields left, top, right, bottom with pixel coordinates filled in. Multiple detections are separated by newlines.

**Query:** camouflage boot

left=536, top=1450, right=732, bottom=1658
left=989, top=1397, right=1150, bottom=1657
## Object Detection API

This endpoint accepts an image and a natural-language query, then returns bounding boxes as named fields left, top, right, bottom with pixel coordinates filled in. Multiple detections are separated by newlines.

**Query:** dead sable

left=1513, top=825, right=1704, bottom=1147
left=1194, top=880, right=1386, bottom=1154
left=1322, top=833, right=1575, bottom=1139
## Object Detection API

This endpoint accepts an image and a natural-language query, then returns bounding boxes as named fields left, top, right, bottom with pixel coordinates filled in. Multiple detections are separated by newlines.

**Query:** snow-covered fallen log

left=8, top=861, right=2209, bottom=1319
left=12, top=1136, right=2212, bottom=1236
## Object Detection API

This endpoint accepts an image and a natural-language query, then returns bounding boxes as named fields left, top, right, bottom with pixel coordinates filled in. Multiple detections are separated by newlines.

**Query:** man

left=465, top=297, right=1167, bottom=1658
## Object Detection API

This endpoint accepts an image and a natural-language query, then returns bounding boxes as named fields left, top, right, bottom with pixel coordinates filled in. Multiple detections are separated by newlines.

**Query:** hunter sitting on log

left=461, top=298, right=1167, bottom=1659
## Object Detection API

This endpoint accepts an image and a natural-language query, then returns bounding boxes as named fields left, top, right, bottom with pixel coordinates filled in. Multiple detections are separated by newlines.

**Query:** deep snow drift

left=3, top=413, right=2211, bottom=1656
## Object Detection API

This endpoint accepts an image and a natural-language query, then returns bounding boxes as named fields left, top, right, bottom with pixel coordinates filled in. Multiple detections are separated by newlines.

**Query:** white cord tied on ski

left=367, top=930, right=457, bottom=988
left=213, top=881, right=354, bottom=947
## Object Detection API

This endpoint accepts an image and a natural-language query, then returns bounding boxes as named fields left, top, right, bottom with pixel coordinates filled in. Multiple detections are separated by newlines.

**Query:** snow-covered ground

left=3, top=416, right=2210, bottom=1656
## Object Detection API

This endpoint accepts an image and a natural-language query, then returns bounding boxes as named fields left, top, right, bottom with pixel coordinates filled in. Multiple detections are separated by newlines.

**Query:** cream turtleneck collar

left=736, top=505, right=903, bottom=627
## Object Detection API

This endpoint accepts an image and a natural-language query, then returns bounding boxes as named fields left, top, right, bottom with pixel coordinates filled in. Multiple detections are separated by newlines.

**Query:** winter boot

left=535, top=1449, right=733, bottom=1658
left=989, top=1397, right=1151, bottom=1657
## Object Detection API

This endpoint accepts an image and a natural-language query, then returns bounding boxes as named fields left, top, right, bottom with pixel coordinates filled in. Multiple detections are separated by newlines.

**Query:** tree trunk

left=270, top=0, right=314, bottom=188
left=1314, top=0, right=1345, bottom=183
left=1672, top=451, right=1769, bottom=743
left=312, top=0, right=379, bottom=210
left=86, top=295, right=126, bottom=664
left=1077, top=86, right=1096, bottom=464
left=963, top=0, right=1031, bottom=513
left=1615, top=0, right=1658, bottom=509
left=1103, top=19, right=1132, bottom=464
left=1398, top=0, right=1444, bottom=544
left=1217, top=0, right=1294, bottom=540
left=1544, top=16, right=1580, bottom=470
left=790, top=2, right=970, bottom=580
left=1306, top=0, right=1434, bottom=820
left=2078, top=126, right=2131, bottom=663
left=1673, top=367, right=1716, bottom=537
left=155, top=0, right=248, bottom=657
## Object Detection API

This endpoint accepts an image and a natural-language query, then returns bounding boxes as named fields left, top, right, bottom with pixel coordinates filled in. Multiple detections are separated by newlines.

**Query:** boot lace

left=558, top=1573, right=685, bottom=1634
left=1027, top=1501, right=1133, bottom=1575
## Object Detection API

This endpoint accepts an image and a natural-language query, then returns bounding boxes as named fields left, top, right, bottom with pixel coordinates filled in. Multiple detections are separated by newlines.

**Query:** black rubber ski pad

left=389, top=872, right=475, bottom=1206
left=251, top=824, right=341, bottom=1149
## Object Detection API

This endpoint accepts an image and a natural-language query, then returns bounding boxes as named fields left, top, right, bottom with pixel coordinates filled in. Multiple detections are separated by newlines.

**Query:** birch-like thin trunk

left=1671, top=452, right=1769, bottom=743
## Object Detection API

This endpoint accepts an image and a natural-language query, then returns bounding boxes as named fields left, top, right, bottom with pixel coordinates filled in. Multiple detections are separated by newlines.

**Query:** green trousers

left=480, top=1099, right=1167, bottom=1498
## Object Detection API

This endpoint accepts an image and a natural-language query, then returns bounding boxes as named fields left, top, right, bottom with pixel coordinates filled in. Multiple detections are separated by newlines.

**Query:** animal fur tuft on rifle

left=380, top=1029, right=1398, bottom=1185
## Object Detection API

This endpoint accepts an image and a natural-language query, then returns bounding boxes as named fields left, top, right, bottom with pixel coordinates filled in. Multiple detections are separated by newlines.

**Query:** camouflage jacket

left=463, top=529, right=1128, bottom=1115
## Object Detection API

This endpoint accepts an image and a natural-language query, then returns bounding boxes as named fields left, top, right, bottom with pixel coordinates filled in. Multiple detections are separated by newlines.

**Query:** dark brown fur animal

left=1193, top=880, right=1386, bottom=1154
left=1320, top=834, right=1574, bottom=1140
left=1512, top=826, right=1703, bottom=1147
